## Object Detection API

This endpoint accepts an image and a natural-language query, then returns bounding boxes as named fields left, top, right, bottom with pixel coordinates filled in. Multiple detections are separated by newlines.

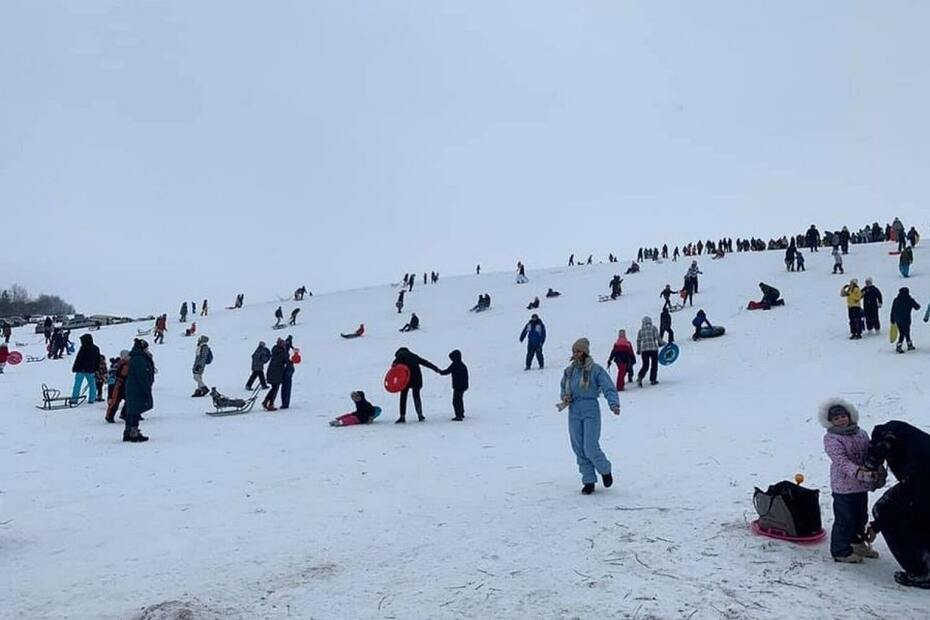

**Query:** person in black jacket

left=330, top=391, right=380, bottom=426
left=274, top=306, right=284, bottom=327
left=439, top=349, right=469, bottom=421
left=281, top=335, right=296, bottom=409
left=659, top=306, right=674, bottom=343
left=263, top=338, right=288, bottom=411
left=392, top=347, right=440, bottom=423
left=180, top=301, right=188, bottom=323
left=123, top=339, right=154, bottom=442
left=71, top=333, right=100, bottom=403
left=890, top=287, right=921, bottom=353
left=246, top=341, right=271, bottom=390
left=759, top=282, right=782, bottom=309
left=864, top=421, right=930, bottom=588
left=399, top=313, right=419, bottom=332
left=862, top=278, right=883, bottom=333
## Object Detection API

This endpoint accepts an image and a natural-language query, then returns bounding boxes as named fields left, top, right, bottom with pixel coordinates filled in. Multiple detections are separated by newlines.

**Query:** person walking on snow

left=900, top=246, right=914, bottom=278
left=636, top=316, right=662, bottom=387
left=606, top=329, right=636, bottom=391
left=123, top=339, right=154, bottom=442
left=391, top=347, right=440, bottom=423
left=396, top=289, right=405, bottom=314
left=201, top=299, right=208, bottom=316
left=289, top=307, right=300, bottom=326
left=686, top=260, right=702, bottom=293
left=191, top=335, right=213, bottom=397
left=263, top=338, right=287, bottom=411
left=246, top=341, right=271, bottom=390
left=520, top=313, right=547, bottom=370
left=154, top=314, right=167, bottom=344
left=439, top=349, right=469, bottom=421
left=841, top=279, right=864, bottom=339
left=0, top=343, right=8, bottom=374
left=71, top=334, right=100, bottom=404
left=559, top=337, right=620, bottom=495
left=280, top=336, right=296, bottom=409
left=274, top=306, right=284, bottom=327
left=832, top=246, right=845, bottom=274
left=660, top=285, right=673, bottom=309
left=890, top=287, right=921, bottom=353
left=180, top=301, right=188, bottom=322
left=659, top=306, right=675, bottom=343
left=862, top=278, right=883, bottom=333
left=105, top=350, right=130, bottom=422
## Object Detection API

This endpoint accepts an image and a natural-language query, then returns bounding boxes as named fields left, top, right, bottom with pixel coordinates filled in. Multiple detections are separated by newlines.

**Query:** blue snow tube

left=658, top=342, right=680, bottom=366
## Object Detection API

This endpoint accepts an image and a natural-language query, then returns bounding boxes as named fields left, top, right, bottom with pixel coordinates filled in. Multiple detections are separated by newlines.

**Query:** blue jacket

left=560, top=360, right=619, bottom=416
left=520, top=319, right=546, bottom=347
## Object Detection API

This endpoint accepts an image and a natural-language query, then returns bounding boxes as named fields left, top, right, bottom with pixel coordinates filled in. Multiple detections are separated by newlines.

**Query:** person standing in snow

left=94, top=354, right=108, bottom=402
left=439, top=349, right=469, bottom=421
left=246, top=340, right=271, bottom=390
left=123, top=339, right=153, bottom=442
left=635, top=316, right=661, bottom=387
left=71, top=334, right=100, bottom=404
left=274, top=306, right=284, bottom=327
left=0, top=343, right=8, bottom=374
left=391, top=347, right=440, bottom=423
left=520, top=313, right=546, bottom=370
left=559, top=337, right=620, bottom=495
left=659, top=306, right=674, bottom=344
left=660, top=284, right=673, bottom=309
left=832, top=246, right=845, bottom=274
left=154, top=314, right=167, bottom=344
left=280, top=336, right=296, bottom=409
left=289, top=307, right=300, bottom=326
left=820, top=399, right=883, bottom=563
left=191, top=335, right=212, bottom=397
left=180, top=301, right=188, bottom=323
left=105, top=349, right=130, bottom=423
left=43, top=316, right=53, bottom=344
left=1, top=321, right=10, bottom=344
left=900, top=246, right=914, bottom=278
left=201, top=299, right=208, bottom=316
left=862, top=278, right=883, bottom=333
left=396, top=289, right=405, bottom=314
left=890, top=287, right=921, bottom=353
left=263, top=338, right=287, bottom=411
left=841, top=279, right=864, bottom=339
left=606, top=329, right=636, bottom=391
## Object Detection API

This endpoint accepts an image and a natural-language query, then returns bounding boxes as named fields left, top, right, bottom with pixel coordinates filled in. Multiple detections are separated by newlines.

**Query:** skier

left=191, top=301, right=197, bottom=315
left=635, top=316, right=661, bottom=387
left=191, top=335, right=212, bottom=397
left=893, top=218, right=907, bottom=252
left=841, top=279, right=864, bottom=339
left=123, top=339, right=153, bottom=442
left=289, top=307, right=300, bottom=326
left=890, top=287, right=921, bottom=353
left=246, top=341, right=271, bottom=390
left=637, top=248, right=644, bottom=263
left=71, top=334, right=100, bottom=404
left=519, top=313, right=546, bottom=370
left=391, top=347, right=440, bottom=423
left=274, top=306, right=283, bottom=327
left=606, top=329, right=636, bottom=391
left=263, top=338, right=288, bottom=411
left=862, top=278, right=883, bottom=333
left=439, top=349, right=469, bottom=421
left=399, top=313, right=420, bottom=332
left=180, top=301, right=188, bottom=323
left=691, top=309, right=713, bottom=340
left=559, top=337, right=620, bottom=495
left=832, top=246, right=845, bottom=274
left=900, top=246, right=914, bottom=278
left=659, top=306, right=674, bottom=343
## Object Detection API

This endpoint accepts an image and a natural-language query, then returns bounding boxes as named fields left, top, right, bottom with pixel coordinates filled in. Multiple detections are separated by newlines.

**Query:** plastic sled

left=698, top=326, right=725, bottom=338
left=384, top=364, right=410, bottom=393
left=889, top=324, right=899, bottom=344
left=751, top=520, right=826, bottom=544
left=6, top=351, right=22, bottom=365
left=330, top=407, right=382, bottom=427
left=205, top=387, right=261, bottom=416
left=658, top=342, right=679, bottom=366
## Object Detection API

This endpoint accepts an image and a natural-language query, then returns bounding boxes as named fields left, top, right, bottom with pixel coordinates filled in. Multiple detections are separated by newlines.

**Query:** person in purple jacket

left=820, top=398, right=886, bottom=563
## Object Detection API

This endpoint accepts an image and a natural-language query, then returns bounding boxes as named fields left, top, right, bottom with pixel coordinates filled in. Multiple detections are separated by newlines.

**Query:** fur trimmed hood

left=818, top=398, right=859, bottom=429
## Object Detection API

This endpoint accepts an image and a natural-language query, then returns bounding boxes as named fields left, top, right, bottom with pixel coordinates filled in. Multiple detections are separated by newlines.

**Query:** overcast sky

left=2, top=2, right=928, bottom=315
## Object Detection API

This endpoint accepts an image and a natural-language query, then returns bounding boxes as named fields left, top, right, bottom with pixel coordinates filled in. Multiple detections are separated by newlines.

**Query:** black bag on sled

left=753, top=481, right=822, bottom=538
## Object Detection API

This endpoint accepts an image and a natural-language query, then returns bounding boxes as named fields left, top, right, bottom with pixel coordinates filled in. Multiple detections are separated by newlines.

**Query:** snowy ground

left=3, top=241, right=929, bottom=619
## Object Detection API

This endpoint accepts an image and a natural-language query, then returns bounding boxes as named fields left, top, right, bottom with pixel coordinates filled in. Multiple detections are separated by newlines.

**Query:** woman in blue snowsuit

left=560, top=337, right=621, bottom=495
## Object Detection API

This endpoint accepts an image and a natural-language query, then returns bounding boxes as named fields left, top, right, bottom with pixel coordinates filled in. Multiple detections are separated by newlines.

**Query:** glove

left=855, top=468, right=878, bottom=482
left=610, top=404, right=620, bottom=416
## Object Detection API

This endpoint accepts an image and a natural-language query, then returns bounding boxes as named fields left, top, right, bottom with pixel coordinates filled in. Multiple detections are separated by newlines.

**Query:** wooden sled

left=36, top=383, right=87, bottom=411
left=205, top=387, right=261, bottom=416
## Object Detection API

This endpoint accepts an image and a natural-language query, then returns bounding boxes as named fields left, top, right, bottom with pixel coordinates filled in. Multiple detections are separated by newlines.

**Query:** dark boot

left=602, top=473, right=613, bottom=488
left=123, top=428, right=132, bottom=442
left=395, top=417, right=406, bottom=424
left=129, top=428, right=149, bottom=443
left=894, top=571, right=930, bottom=589
left=581, top=483, right=595, bottom=495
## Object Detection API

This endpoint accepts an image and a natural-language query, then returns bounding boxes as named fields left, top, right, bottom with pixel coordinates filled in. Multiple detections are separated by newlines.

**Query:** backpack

left=753, top=481, right=822, bottom=538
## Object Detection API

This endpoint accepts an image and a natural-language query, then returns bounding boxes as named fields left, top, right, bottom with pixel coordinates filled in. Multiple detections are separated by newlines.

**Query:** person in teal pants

left=71, top=333, right=100, bottom=403
left=559, top=337, right=621, bottom=495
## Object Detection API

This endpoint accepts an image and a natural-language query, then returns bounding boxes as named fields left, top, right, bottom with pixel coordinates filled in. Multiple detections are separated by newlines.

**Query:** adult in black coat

left=890, top=287, right=921, bottom=352
left=246, top=341, right=271, bottom=390
left=759, top=282, right=781, bottom=308
left=864, top=421, right=930, bottom=588
left=399, top=313, right=419, bottom=332
left=263, top=339, right=288, bottom=410
left=862, top=278, right=883, bottom=332
left=439, top=349, right=469, bottom=421
left=123, top=339, right=154, bottom=442
left=71, top=333, right=101, bottom=403
left=392, top=347, right=440, bottom=423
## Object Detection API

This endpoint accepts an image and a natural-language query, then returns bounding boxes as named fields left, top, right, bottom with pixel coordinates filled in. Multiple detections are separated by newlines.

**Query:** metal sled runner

left=205, top=387, right=261, bottom=416
left=36, top=383, right=88, bottom=411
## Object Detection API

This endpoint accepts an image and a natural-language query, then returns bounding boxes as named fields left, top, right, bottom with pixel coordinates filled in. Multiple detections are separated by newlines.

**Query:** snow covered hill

left=3, top=241, right=929, bottom=618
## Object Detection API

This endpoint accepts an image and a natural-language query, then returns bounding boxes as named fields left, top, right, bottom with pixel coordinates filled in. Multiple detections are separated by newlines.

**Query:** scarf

left=569, top=355, right=594, bottom=390
left=828, top=423, right=860, bottom=436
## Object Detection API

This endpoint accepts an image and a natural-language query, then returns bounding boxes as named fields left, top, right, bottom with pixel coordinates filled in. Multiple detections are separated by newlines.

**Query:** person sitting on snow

left=759, top=282, right=782, bottom=309
left=399, top=313, right=420, bottom=332
left=340, top=324, right=365, bottom=339
left=546, top=288, right=561, bottom=298
left=527, top=297, right=540, bottom=310
left=330, top=391, right=380, bottom=426
left=625, top=261, right=640, bottom=274
left=691, top=309, right=713, bottom=340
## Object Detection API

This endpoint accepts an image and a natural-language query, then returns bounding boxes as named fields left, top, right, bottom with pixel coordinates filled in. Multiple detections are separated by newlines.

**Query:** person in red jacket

left=606, top=329, right=636, bottom=391
left=0, top=342, right=9, bottom=373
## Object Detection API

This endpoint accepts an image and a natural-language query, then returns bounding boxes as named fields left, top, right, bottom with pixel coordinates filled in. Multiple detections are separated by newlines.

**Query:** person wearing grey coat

left=191, top=335, right=212, bottom=397
left=246, top=341, right=271, bottom=390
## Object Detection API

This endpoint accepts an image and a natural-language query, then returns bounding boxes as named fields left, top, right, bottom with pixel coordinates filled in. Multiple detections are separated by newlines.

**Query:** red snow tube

left=384, top=364, right=410, bottom=393
left=6, top=351, right=22, bottom=365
